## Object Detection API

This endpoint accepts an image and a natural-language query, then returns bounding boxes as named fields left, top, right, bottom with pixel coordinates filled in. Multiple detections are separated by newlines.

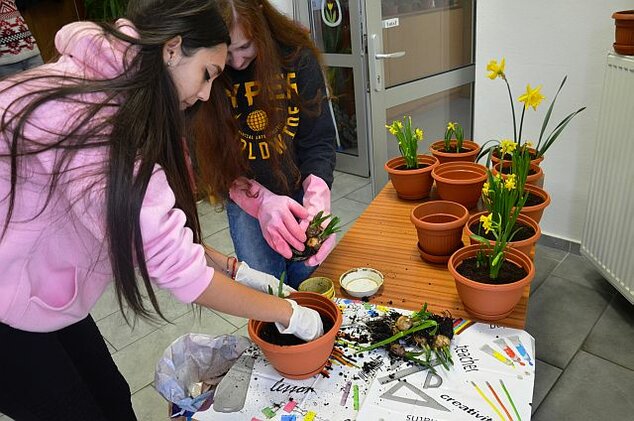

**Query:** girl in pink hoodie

left=0, top=1, right=322, bottom=419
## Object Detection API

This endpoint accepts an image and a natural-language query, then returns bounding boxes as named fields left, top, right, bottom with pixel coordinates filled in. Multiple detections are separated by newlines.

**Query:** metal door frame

left=296, top=1, right=371, bottom=177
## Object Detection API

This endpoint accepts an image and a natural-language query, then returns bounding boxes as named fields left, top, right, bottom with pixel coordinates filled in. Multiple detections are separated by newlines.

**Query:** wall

left=474, top=0, right=632, bottom=242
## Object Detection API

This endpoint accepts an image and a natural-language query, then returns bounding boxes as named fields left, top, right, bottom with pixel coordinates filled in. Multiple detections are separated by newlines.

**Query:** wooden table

left=314, top=182, right=530, bottom=329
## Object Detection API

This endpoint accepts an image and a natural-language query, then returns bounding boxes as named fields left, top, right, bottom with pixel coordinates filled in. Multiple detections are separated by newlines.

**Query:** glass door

left=365, top=0, right=476, bottom=194
left=295, top=0, right=370, bottom=176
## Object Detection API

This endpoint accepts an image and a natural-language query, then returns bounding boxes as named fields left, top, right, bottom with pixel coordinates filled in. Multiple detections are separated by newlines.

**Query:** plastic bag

left=154, top=333, right=251, bottom=417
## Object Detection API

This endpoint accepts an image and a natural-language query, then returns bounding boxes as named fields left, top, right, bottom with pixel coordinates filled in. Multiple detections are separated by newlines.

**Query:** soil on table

left=524, top=192, right=545, bottom=207
left=456, top=257, right=527, bottom=284
left=469, top=220, right=535, bottom=242
left=395, top=163, right=430, bottom=171
left=259, top=313, right=334, bottom=346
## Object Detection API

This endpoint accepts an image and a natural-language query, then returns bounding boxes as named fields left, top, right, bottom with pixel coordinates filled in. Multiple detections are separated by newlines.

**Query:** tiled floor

left=2, top=171, right=632, bottom=420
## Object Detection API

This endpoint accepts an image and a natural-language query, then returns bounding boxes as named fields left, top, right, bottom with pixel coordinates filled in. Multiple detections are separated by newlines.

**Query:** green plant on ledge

left=386, top=116, right=424, bottom=169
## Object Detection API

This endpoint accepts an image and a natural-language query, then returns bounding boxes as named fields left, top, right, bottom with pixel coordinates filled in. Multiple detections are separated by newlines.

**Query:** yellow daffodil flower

left=504, top=174, right=517, bottom=190
left=482, top=182, right=490, bottom=197
left=486, top=58, right=505, bottom=80
left=415, top=128, right=424, bottom=141
left=518, top=84, right=545, bottom=111
left=499, top=139, right=517, bottom=156
left=396, top=120, right=403, bottom=129
left=480, top=213, right=493, bottom=234
left=385, top=123, right=398, bottom=136
left=525, top=140, right=534, bottom=148
left=447, top=122, right=456, bottom=131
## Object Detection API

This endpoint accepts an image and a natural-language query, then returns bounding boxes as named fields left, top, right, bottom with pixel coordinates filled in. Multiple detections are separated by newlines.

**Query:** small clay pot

left=431, top=162, right=488, bottom=209
left=448, top=245, right=535, bottom=321
left=465, top=211, right=542, bottom=259
left=613, top=10, right=634, bottom=55
left=248, top=292, right=342, bottom=379
left=519, top=184, right=551, bottom=224
left=385, top=154, right=439, bottom=200
left=429, top=140, right=481, bottom=164
left=492, top=161, right=545, bottom=188
left=410, top=200, right=469, bottom=263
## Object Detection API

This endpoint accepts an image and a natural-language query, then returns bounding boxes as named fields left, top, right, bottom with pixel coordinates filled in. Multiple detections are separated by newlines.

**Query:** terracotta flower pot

left=248, top=292, right=342, bottom=379
left=519, top=184, right=551, bottom=224
left=465, top=211, right=542, bottom=259
left=431, top=162, right=488, bottom=209
left=613, top=10, right=634, bottom=55
left=492, top=161, right=545, bottom=188
left=385, top=155, right=439, bottom=200
left=448, top=245, right=535, bottom=321
left=410, top=200, right=469, bottom=263
left=491, top=147, right=544, bottom=167
left=429, top=140, right=481, bottom=164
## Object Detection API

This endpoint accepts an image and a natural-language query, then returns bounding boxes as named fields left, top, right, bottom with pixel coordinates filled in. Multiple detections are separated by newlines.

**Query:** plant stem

left=504, top=77, right=517, bottom=142
left=355, top=320, right=438, bottom=354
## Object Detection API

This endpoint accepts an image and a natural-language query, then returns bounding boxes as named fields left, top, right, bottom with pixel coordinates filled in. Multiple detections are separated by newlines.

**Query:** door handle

left=375, top=51, right=406, bottom=59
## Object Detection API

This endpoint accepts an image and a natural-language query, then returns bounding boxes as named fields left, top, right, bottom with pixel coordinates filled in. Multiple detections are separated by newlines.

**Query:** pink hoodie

left=0, top=21, right=213, bottom=332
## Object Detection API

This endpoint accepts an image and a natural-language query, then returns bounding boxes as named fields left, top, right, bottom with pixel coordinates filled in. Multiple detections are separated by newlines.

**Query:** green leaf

left=537, top=76, right=567, bottom=151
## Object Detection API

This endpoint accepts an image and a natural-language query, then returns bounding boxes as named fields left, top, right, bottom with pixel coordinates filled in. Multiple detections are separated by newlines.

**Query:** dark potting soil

left=524, top=192, right=545, bottom=207
left=499, top=166, right=537, bottom=176
left=456, top=257, right=527, bottom=284
left=469, top=220, right=535, bottom=242
left=395, top=163, right=430, bottom=171
left=438, top=146, right=471, bottom=153
left=259, top=314, right=334, bottom=346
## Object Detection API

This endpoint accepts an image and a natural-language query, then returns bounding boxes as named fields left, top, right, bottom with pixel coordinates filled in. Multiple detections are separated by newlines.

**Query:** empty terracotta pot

left=410, top=200, right=469, bottom=263
left=492, top=161, right=545, bottom=188
left=465, top=211, right=542, bottom=259
left=431, top=162, right=488, bottom=209
left=248, top=292, right=342, bottom=380
left=448, top=245, right=535, bottom=321
left=385, top=154, right=439, bottom=200
left=429, top=140, right=481, bottom=164
left=519, top=184, right=551, bottom=224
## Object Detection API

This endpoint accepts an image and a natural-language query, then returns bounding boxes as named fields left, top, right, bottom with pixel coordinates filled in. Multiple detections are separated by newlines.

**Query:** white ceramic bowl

left=339, top=267, right=384, bottom=298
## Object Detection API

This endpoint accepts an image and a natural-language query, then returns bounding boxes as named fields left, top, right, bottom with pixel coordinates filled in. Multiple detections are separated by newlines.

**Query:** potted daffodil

left=477, top=58, right=586, bottom=165
left=384, top=116, right=439, bottom=199
left=430, top=121, right=481, bottom=164
left=448, top=169, right=536, bottom=320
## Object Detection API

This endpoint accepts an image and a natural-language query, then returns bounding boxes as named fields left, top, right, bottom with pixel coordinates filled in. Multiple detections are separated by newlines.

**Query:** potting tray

left=194, top=299, right=535, bottom=421
left=313, top=182, right=531, bottom=329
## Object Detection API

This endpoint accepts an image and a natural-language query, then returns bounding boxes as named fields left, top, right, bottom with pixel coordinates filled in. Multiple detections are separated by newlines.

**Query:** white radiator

left=581, top=53, right=634, bottom=304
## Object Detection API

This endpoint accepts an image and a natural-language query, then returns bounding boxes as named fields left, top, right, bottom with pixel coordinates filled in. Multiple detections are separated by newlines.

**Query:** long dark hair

left=201, top=0, right=327, bottom=199
left=0, top=0, right=230, bottom=321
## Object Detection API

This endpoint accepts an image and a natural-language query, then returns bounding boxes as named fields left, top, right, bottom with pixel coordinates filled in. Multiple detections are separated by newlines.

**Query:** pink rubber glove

left=229, top=178, right=308, bottom=258
left=299, top=175, right=335, bottom=266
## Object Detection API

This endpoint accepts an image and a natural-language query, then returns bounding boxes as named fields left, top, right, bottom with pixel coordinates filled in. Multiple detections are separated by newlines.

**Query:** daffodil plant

left=386, top=116, right=424, bottom=169
left=443, top=121, right=465, bottom=153
left=478, top=58, right=586, bottom=161
left=473, top=169, right=528, bottom=280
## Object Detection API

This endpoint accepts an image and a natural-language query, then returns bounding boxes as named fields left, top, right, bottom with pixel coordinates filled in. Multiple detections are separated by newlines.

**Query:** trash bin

left=154, top=333, right=251, bottom=420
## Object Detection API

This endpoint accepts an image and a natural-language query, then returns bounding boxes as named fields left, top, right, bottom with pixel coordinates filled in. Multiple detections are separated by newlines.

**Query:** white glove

left=234, top=261, right=295, bottom=297
left=275, top=299, right=324, bottom=342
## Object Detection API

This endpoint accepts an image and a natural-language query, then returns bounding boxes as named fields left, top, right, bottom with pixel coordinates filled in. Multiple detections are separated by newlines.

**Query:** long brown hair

left=0, top=0, right=230, bottom=322
left=200, top=0, right=327, bottom=199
